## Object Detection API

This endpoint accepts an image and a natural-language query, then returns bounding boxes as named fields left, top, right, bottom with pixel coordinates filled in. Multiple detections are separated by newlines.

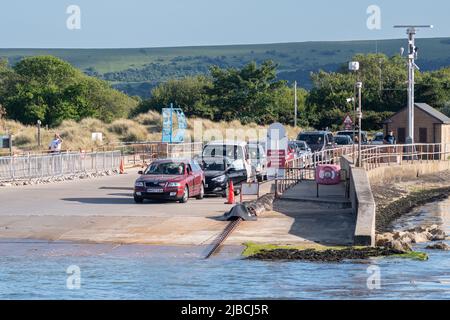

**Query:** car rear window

left=298, top=134, right=325, bottom=145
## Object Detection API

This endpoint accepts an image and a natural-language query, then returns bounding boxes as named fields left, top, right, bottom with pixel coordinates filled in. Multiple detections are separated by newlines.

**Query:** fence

left=0, top=151, right=121, bottom=181
left=358, top=143, right=450, bottom=170
left=113, top=142, right=204, bottom=165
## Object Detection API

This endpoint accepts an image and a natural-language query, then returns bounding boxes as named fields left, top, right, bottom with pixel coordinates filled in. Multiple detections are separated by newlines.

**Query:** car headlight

left=212, top=175, right=227, bottom=183
left=135, top=181, right=144, bottom=187
left=167, top=182, right=181, bottom=187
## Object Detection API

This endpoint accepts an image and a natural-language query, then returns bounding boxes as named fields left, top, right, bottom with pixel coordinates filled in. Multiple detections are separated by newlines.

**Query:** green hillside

left=2, top=38, right=450, bottom=97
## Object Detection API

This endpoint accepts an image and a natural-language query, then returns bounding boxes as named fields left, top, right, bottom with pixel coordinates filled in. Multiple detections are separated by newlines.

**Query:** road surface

left=0, top=169, right=311, bottom=246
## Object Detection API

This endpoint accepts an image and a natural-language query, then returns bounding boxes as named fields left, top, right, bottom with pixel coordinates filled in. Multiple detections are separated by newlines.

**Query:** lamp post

left=294, top=81, right=298, bottom=128
left=349, top=61, right=360, bottom=165
left=356, top=82, right=363, bottom=167
left=37, top=120, right=42, bottom=149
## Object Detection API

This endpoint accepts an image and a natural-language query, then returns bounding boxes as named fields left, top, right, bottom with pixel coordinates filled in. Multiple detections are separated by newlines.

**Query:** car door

left=186, top=164, right=197, bottom=195
left=191, top=160, right=204, bottom=194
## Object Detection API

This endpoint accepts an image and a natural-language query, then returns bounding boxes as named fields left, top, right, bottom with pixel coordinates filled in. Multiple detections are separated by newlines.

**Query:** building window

left=419, top=128, right=428, bottom=143
left=398, top=128, right=406, bottom=143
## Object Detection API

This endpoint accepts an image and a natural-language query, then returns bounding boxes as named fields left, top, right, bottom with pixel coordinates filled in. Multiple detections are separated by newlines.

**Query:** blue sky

left=0, top=0, right=448, bottom=48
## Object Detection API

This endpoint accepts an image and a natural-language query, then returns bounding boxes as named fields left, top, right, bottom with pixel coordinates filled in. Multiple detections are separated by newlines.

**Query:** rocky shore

left=376, top=225, right=448, bottom=252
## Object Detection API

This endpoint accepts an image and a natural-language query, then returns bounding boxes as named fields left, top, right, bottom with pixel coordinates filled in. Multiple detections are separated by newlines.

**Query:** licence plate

left=147, top=188, right=164, bottom=193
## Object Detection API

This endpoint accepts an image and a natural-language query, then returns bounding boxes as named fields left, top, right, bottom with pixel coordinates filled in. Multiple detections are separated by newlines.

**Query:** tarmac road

left=0, top=169, right=316, bottom=246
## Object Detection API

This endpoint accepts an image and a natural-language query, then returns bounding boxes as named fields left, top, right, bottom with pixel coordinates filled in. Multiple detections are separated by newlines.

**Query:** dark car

left=336, top=130, right=368, bottom=144
left=133, top=159, right=205, bottom=203
left=334, top=135, right=354, bottom=145
left=297, top=131, right=335, bottom=152
left=200, top=156, right=245, bottom=197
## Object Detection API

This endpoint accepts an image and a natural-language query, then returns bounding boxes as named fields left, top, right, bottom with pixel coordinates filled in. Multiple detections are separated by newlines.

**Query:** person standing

left=49, top=134, right=63, bottom=153
left=384, top=131, right=396, bottom=145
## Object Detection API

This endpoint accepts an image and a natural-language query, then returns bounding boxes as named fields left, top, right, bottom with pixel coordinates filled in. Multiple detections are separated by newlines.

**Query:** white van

left=202, top=140, right=252, bottom=182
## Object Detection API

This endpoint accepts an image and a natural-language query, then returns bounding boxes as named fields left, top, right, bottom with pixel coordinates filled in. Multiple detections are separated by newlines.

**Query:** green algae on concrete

left=242, top=242, right=428, bottom=261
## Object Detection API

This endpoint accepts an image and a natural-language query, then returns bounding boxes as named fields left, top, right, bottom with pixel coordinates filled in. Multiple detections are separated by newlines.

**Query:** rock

left=376, top=233, right=394, bottom=246
left=429, top=229, right=447, bottom=241
left=390, top=240, right=412, bottom=252
left=410, top=232, right=430, bottom=243
left=425, top=242, right=450, bottom=250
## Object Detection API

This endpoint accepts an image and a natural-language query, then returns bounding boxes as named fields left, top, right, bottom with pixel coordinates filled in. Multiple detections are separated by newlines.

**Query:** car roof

left=205, top=140, right=247, bottom=147
left=151, top=158, right=192, bottom=164
left=299, top=131, right=331, bottom=135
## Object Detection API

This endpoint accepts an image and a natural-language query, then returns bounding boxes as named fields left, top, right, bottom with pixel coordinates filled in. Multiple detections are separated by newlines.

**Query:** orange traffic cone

left=119, top=158, right=125, bottom=174
left=225, top=180, right=235, bottom=204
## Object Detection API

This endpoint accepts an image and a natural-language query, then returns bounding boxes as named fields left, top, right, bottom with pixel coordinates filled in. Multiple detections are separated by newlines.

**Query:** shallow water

left=0, top=199, right=449, bottom=300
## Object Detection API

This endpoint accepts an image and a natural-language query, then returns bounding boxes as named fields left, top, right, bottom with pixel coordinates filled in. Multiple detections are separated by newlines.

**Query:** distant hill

left=2, top=37, right=450, bottom=98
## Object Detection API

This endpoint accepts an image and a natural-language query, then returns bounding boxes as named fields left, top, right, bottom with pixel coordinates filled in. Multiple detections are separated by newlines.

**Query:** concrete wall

left=367, top=161, right=450, bottom=185
left=341, top=156, right=376, bottom=247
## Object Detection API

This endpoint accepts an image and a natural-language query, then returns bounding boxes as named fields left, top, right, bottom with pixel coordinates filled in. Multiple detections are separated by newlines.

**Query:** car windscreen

left=294, top=141, right=307, bottom=150
left=335, top=136, right=350, bottom=144
left=201, top=159, right=226, bottom=171
left=145, top=162, right=185, bottom=175
left=298, top=134, right=325, bottom=145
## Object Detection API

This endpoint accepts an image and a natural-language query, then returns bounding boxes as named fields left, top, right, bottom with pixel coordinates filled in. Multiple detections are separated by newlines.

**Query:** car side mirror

left=138, top=170, right=143, bottom=175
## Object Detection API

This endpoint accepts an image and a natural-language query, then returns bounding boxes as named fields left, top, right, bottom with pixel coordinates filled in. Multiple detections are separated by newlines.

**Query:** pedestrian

left=49, top=133, right=63, bottom=153
left=384, top=131, right=396, bottom=145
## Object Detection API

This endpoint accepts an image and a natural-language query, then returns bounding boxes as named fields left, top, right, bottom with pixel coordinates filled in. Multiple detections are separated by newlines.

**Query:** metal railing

left=357, top=143, right=450, bottom=170
left=113, top=142, right=204, bottom=165
left=0, top=151, right=121, bottom=181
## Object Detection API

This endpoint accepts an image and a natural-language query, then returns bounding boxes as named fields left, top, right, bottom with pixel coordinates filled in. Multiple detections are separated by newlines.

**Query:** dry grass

left=1, top=112, right=303, bottom=153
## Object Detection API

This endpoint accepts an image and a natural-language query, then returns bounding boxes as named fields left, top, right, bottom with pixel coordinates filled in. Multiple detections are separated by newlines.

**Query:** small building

left=383, top=103, right=450, bottom=144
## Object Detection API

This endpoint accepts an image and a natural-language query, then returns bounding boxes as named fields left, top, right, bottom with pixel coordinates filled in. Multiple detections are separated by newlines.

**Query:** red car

left=134, top=159, right=205, bottom=203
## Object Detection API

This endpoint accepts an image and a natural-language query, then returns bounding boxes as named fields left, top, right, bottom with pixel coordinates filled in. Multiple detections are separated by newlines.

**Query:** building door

left=397, top=128, right=406, bottom=143
left=419, top=128, right=428, bottom=143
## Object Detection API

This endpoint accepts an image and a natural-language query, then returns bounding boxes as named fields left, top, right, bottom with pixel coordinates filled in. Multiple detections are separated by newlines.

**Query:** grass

left=242, top=242, right=429, bottom=261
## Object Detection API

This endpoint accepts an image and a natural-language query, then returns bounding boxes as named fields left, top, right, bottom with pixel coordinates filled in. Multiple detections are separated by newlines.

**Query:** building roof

left=384, top=103, right=450, bottom=124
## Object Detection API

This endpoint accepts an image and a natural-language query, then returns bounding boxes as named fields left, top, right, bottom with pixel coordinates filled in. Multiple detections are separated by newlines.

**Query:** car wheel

left=179, top=186, right=189, bottom=203
left=134, top=195, right=144, bottom=203
left=196, top=183, right=205, bottom=200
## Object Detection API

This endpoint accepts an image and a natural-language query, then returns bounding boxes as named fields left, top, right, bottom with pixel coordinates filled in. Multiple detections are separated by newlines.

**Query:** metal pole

left=37, top=120, right=42, bottom=149
left=407, top=28, right=415, bottom=144
left=294, top=81, right=298, bottom=128
left=357, top=82, right=363, bottom=167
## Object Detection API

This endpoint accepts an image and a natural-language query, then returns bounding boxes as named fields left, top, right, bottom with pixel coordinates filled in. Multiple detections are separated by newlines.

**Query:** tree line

left=1, top=54, right=449, bottom=131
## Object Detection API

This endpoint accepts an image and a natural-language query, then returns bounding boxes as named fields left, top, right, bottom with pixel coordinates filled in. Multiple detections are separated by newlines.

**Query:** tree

left=134, top=76, right=213, bottom=119
left=207, top=60, right=287, bottom=122
left=1, top=56, right=138, bottom=126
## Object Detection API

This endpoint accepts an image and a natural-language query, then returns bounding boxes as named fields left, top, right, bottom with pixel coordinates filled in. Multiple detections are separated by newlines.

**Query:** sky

left=0, top=0, right=448, bottom=48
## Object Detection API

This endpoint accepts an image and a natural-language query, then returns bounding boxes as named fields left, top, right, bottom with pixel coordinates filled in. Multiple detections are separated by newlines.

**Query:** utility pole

left=294, top=81, right=298, bottom=128
left=394, top=25, right=433, bottom=144
left=356, top=82, right=363, bottom=167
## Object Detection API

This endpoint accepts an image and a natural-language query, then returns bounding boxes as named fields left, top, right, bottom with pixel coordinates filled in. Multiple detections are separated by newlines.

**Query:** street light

left=394, top=24, right=433, bottom=144
left=356, top=82, right=363, bottom=167
left=37, top=120, right=42, bottom=148
left=349, top=61, right=360, bottom=165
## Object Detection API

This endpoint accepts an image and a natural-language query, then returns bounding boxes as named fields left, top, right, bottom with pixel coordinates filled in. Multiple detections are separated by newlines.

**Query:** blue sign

left=162, top=104, right=187, bottom=143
